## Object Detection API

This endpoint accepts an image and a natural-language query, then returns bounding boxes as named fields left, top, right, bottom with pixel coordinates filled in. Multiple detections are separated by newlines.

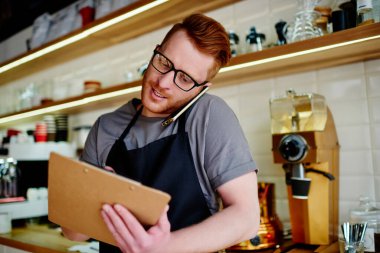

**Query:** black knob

left=250, top=235, right=261, bottom=246
left=278, top=134, right=308, bottom=162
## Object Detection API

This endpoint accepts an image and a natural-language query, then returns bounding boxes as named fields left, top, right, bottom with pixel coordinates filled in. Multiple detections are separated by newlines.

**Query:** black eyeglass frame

left=151, top=47, right=209, bottom=92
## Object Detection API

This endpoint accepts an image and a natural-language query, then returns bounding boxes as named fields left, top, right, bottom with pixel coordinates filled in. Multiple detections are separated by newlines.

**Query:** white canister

left=0, top=212, right=11, bottom=234
left=73, top=126, right=92, bottom=149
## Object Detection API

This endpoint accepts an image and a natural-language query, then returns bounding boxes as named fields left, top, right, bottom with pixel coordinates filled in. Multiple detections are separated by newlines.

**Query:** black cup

left=332, top=10, right=346, bottom=32
left=339, top=0, right=357, bottom=29
left=291, top=177, right=311, bottom=199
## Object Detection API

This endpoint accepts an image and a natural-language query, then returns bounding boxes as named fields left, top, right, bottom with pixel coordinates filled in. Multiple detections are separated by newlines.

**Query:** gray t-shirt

left=81, top=93, right=257, bottom=214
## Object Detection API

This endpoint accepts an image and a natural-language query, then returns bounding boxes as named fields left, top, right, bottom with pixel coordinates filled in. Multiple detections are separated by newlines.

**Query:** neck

left=141, top=106, right=170, bottom=118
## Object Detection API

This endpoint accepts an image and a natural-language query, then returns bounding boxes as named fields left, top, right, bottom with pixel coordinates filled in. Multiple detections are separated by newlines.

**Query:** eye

left=177, top=72, right=193, bottom=84
left=158, top=54, right=171, bottom=69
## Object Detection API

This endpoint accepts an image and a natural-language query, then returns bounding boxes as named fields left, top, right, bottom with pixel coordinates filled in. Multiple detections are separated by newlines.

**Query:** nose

left=157, top=70, right=175, bottom=89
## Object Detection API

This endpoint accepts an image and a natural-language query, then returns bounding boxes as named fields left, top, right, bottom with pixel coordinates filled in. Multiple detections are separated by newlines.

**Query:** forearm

left=61, top=226, right=90, bottom=242
left=166, top=172, right=260, bottom=253
left=167, top=203, right=259, bottom=252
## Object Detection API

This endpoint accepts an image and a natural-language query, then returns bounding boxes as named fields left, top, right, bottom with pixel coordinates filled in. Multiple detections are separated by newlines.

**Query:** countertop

left=226, top=242, right=339, bottom=253
left=0, top=224, right=87, bottom=253
left=0, top=224, right=339, bottom=253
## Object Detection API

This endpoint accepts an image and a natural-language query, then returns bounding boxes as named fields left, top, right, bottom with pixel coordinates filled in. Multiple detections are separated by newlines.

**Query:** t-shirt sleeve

left=80, top=118, right=101, bottom=167
left=203, top=97, right=257, bottom=189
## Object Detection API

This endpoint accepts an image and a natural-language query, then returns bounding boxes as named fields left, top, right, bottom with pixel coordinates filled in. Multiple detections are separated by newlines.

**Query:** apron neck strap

left=120, top=106, right=143, bottom=140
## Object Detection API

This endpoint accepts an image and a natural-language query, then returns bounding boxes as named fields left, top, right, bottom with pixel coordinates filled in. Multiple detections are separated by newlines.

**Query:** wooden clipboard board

left=48, top=152, right=171, bottom=246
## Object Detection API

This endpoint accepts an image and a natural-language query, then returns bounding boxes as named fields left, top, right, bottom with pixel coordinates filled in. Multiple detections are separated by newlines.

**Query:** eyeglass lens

left=152, top=52, right=197, bottom=91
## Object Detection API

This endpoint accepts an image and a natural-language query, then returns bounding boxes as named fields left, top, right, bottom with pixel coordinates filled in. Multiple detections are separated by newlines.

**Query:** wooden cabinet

left=0, top=0, right=379, bottom=127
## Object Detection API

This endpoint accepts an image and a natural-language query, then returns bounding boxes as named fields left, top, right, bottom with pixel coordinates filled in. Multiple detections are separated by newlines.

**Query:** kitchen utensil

left=340, top=222, right=367, bottom=253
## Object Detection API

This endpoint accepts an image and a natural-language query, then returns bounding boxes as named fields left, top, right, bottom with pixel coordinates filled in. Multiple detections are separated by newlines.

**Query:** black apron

left=101, top=101, right=211, bottom=252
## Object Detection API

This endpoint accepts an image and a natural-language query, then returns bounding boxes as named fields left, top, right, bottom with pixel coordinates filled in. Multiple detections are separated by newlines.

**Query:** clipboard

left=48, top=152, right=171, bottom=246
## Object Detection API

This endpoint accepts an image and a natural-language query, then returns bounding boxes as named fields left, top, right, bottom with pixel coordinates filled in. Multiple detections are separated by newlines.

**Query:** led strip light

left=220, top=34, right=380, bottom=73
left=0, top=86, right=141, bottom=124
left=0, top=0, right=168, bottom=74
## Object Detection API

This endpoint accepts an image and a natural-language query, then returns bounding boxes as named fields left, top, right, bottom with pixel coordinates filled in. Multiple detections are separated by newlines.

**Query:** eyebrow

left=156, top=50, right=204, bottom=84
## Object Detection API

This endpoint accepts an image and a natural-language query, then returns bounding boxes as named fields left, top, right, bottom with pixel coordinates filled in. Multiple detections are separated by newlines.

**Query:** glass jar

left=357, top=0, right=375, bottom=26
left=349, top=196, right=380, bottom=252
left=0, top=158, right=21, bottom=198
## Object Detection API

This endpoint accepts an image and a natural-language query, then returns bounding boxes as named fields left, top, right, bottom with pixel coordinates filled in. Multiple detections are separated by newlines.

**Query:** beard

left=141, top=77, right=192, bottom=117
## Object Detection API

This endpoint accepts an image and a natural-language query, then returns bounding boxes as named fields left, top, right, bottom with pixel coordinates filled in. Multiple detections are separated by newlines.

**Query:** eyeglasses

left=150, top=48, right=208, bottom=92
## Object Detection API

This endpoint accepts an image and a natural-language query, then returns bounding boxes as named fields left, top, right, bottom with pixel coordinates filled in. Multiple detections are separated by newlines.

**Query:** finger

left=113, top=204, right=148, bottom=241
left=103, top=166, right=115, bottom=173
left=148, top=205, right=170, bottom=235
left=101, top=208, right=130, bottom=252
left=102, top=204, right=139, bottom=247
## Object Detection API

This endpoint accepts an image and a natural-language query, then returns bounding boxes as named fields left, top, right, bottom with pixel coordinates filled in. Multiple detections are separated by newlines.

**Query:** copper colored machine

left=228, top=182, right=283, bottom=251
left=270, top=89, right=340, bottom=246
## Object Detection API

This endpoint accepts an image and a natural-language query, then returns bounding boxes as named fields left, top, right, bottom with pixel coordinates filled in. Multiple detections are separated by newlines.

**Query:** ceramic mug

left=0, top=212, right=11, bottom=234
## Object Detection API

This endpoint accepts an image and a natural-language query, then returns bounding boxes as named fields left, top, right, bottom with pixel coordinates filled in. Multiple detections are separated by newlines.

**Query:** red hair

left=161, top=13, right=231, bottom=79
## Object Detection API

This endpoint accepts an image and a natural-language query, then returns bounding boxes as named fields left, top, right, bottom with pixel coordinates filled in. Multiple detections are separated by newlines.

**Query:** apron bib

left=101, top=103, right=210, bottom=252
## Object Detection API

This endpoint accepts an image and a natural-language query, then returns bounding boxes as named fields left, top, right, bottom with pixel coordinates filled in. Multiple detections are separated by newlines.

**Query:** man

left=63, top=13, right=260, bottom=253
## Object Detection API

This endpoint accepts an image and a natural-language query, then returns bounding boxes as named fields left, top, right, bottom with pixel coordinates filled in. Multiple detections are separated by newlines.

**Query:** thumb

left=148, top=205, right=170, bottom=235
left=157, top=205, right=170, bottom=229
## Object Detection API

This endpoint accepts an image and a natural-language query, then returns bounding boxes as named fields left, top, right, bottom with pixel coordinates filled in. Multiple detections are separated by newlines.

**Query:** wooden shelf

left=213, top=22, right=380, bottom=86
left=0, top=21, right=379, bottom=127
left=0, top=0, right=238, bottom=86
left=0, top=80, right=142, bottom=127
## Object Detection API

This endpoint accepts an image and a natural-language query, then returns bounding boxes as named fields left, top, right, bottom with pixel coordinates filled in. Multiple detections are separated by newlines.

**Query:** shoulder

left=188, top=93, right=239, bottom=129
left=194, top=93, right=231, bottom=111
left=89, top=99, right=137, bottom=143
left=97, top=100, right=136, bottom=130
left=81, top=100, right=137, bottom=167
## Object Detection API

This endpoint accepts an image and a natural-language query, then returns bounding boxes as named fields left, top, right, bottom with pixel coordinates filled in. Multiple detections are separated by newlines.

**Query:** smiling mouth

left=153, top=88, right=166, bottom=99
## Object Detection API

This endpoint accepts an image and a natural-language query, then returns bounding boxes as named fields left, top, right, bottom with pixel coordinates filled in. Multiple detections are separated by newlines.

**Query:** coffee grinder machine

left=270, top=89, right=339, bottom=245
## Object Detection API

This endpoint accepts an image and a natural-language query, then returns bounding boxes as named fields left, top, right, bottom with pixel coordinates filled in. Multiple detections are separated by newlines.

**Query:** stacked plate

left=43, top=115, right=56, bottom=142
left=35, top=122, right=47, bottom=142
left=55, top=114, right=68, bottom=142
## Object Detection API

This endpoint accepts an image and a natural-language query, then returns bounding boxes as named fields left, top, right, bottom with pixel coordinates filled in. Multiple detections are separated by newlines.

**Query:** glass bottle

left=0, top=158, right=5, bottom=198
left=349, top=196, right=380, bottom=252
left=245, top=27, right=266, bottom=53
left=228, top=30, right=240, bottom=57
left=7, top=158, right=20, bottom=197
left=275, top=20, right=287, bottom=45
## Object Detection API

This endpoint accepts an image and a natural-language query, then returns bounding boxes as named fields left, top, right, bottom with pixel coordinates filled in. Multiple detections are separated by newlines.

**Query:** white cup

left=27, top=188, right=39, bottom=201
left=38, top=187, right=48, bottom=199
left=0, top=212, right=11, bottom=234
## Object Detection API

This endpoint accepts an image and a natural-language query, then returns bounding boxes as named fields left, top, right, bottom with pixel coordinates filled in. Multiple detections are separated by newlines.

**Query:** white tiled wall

left=1, top=0, right=379, bottom=226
